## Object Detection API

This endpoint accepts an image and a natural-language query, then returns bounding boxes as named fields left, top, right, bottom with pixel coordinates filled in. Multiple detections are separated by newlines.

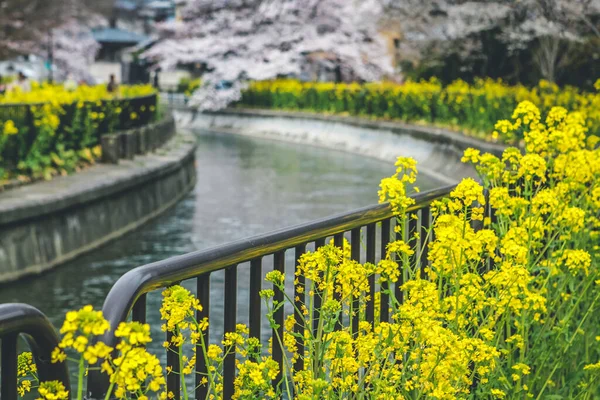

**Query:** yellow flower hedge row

left=0, top=83, right=157, bottom=182
left=240, top=78, right=600, bottom=143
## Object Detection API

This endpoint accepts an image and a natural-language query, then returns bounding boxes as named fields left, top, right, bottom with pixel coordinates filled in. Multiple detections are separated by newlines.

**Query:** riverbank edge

left=0, top=129, right=197, bottom=284
left=175, top=108, right=506, bottom=185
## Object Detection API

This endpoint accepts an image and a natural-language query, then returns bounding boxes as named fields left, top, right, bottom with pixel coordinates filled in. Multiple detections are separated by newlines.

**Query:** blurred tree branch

left=0, top=0, right=113, bottom=59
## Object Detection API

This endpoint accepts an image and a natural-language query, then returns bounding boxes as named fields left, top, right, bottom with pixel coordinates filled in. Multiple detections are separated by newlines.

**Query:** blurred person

left=107, top=74, right=118, bottom=93
left=0, top=75, right=5, bottom=95
left=14, top=71, right=31, bottom=92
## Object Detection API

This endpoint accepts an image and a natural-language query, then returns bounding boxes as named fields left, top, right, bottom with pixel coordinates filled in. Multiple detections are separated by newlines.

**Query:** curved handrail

left=0, top=303, right=70, bottom=400
left=98, top=184, right=453, bottom=344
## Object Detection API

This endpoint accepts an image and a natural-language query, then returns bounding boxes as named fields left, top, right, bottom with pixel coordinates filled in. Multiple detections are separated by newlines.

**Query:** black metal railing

left=0, top=303, right=70, bottom=400
left=87, top=184, right=454, bottom=399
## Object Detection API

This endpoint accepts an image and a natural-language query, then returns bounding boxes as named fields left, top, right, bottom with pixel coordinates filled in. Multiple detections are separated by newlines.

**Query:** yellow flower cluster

left=51, top=305, right=111, bottom=362
left=160, top=285, right=203, bottom=335
left=36, top=380, right=69, bottom=400
left=295, top=242, right=374, bottom=302
left=17, top=351, right=36, bottom=377
left=99, top=321, right=166, bottom=399
left=379, top=157, right=417, bottom=214
left=49, top=305, right=113, bottom=399
left=159, top=285, right=213, bottom=399
left=232, top=358, right=279, bottom=399
left=110, top=346, right=165, bottom=399
left=36, top=305, right=166, bottom=400
left=3, top=120, right=18, bottom=135
left=17, top=352, right=37, bottom=396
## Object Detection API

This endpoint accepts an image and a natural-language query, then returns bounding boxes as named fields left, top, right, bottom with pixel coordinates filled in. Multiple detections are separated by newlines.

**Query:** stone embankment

left=0, top=115, right=196, bottom=283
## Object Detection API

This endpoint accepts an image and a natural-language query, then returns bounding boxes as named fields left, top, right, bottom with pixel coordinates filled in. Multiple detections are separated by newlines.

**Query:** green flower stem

left=104, top=382, right=115, bottom=400
left=269, top=310, right=294, bottom=398
left=179, top=343, right=189, bottom=400
left=535, top=291, right=600, bottom=399
left=103, top=347, right=132, bottom=400
left=77, top=355, right=84, bottom=400
left=192, top=317, right=216, bottom=400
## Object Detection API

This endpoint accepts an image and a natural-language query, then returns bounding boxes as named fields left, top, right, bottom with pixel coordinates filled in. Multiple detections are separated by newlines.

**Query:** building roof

left=115, top=0, right=138, bottom=11
left=92, top=27, right=149, bottom=44
left=145, top=0, right=174, bottom=9
left=116, top=0, right=175, bottom=10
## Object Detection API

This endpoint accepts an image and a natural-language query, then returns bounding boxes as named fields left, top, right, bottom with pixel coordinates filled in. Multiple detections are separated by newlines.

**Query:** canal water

left=0, top=130, right=441, bottom=357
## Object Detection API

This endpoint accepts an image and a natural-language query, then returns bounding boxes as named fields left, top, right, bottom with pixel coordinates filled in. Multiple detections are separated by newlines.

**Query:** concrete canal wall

left=0, top=117, right=197, bottom=283
left=176, top=108, right=506, bottom=185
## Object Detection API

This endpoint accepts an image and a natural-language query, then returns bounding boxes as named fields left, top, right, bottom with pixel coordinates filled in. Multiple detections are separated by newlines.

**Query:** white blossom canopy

left=144, top=0, right=395, bottom=109
left=52, top=17, right=103, bottom=82
left=0, top=0, right=105, bottom=82
left=381, top=0, right=600, bottom=66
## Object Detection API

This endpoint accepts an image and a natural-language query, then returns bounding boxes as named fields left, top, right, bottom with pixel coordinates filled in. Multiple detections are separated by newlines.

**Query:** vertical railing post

left=484, top=189, right=497, bottom=273
left=408, top=212, right=419, bottom=276
left=294, top=244, right=306, bottom=372
left=1, top=333, right=18, bottom=400
left=365, top=224, right=376, bottom=324
left=167, top=304, right=181, bottom=400
left=312, top=239, right=326, bottom=336
left=132, top=294, right=146, bottom=324
left=223, top=265, right=238, bottom=400
left=249, top=258, right=262, bottom=343
left=333, top=233, right=344, bottom=330
left=420, top=207, right=431, bottom=278
left=196, top=274, right=211, bottom=400
left=394, top=217, right=405, bottom=305
left=379, top=219, right=391, bottom=323
left=272, top=251, right=285, bottom=390
left=350, top=228, right=361, bottom=335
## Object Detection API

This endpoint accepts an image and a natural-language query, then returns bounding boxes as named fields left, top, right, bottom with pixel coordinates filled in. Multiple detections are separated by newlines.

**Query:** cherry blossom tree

left=500, top=0, right=600, bottom=82
left=51, top=17, right=103, bottom=81
left=382, top=0, right=600, bottom=82
left=380, top=0, right=510, bottom=62
left=0, top=0, right=61, bottom=58
left=144, top=0, right=395, bottom=109
left=0, top=0, right=110, bottom=80
left=52, top=0, right=110, bottom=81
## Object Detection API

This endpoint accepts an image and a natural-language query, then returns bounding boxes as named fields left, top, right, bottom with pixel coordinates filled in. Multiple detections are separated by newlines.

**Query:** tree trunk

left=535, top=36, right=560, bottom=82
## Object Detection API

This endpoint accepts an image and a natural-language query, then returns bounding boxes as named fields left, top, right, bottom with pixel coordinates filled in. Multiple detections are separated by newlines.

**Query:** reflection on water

left=0, top=130, right=441, bottom=357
